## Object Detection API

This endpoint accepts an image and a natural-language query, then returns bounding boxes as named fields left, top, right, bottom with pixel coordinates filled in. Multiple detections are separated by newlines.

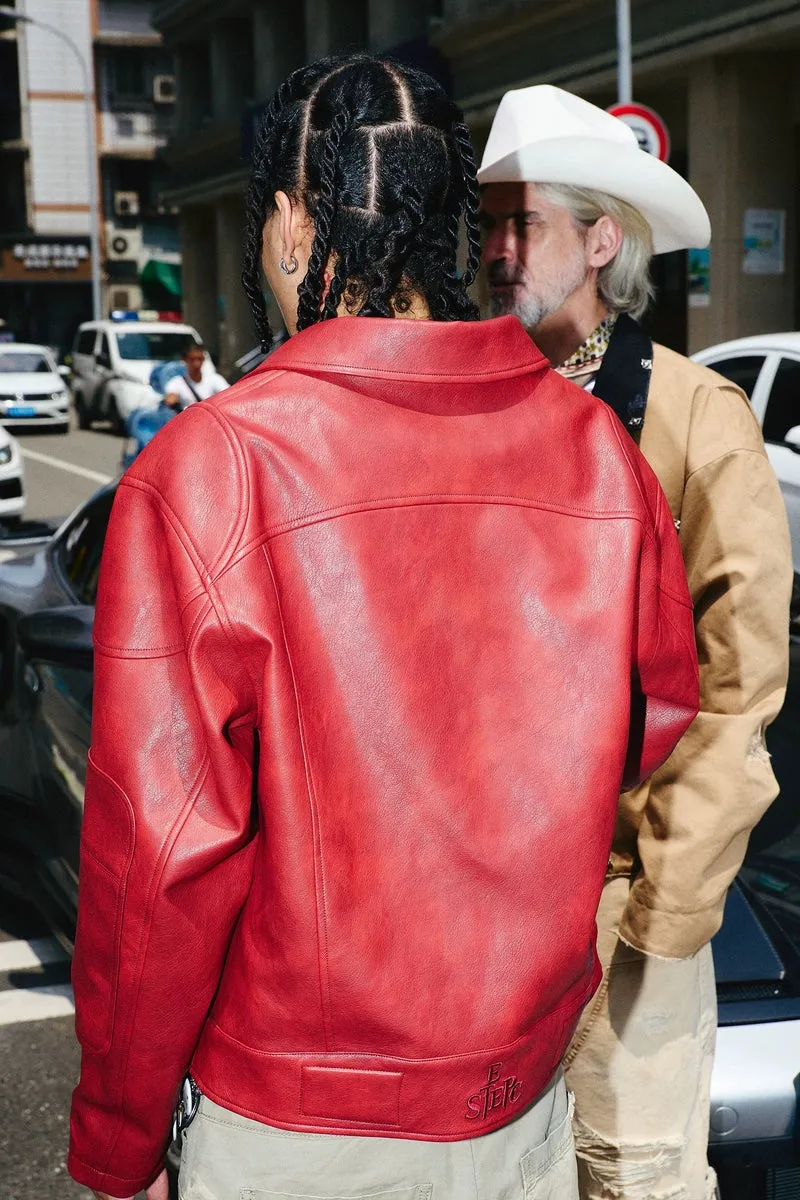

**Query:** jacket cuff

left=618, top=884, right=723, bottom=959
left=67, top=1149, right=164, bottom=1197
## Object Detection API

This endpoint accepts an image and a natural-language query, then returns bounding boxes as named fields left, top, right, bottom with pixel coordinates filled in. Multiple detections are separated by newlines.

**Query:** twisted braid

left=241, top=65, right=322, bottom=351
left=296, top=106, right=352, bottom=331
left=242, top=54, right=482, bottom=345
left=450, top=118, right=481, bottom=288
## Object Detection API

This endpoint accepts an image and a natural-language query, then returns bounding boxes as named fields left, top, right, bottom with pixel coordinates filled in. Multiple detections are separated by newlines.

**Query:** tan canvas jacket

left=612, top=344, right=793, bottom=959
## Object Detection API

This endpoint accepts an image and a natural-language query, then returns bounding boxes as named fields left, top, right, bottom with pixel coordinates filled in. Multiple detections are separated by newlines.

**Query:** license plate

left=6, top=405, right=36, bottom=417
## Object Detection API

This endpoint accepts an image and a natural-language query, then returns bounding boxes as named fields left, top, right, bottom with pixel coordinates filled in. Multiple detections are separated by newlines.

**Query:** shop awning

left=140, top=259, right=182, bottom=297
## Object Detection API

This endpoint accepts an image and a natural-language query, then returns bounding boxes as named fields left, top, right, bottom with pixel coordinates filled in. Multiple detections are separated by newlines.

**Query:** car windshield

left=0, top=351, right=55, bottom=373
left=115, top=331, right=197, bottom=361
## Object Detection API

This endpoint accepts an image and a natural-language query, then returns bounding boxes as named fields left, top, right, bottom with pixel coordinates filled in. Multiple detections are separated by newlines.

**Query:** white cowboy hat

left=478, top=85, right=710, bottom=255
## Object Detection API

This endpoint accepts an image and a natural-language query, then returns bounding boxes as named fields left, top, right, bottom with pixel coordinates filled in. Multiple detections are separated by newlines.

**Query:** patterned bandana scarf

left=556, top=316, right=617, bottom=384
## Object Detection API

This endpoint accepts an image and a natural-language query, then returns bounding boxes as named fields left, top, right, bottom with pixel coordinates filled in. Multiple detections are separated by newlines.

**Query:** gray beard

left=488, top=252, right=590, bottom=332
left=489, top=290, right=553, bottom=329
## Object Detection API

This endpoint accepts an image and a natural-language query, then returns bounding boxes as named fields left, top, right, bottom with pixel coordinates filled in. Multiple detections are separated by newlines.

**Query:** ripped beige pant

left=564, top=876, right=718, bottom=1200
left=177, top=1069, right=578, bottom=1200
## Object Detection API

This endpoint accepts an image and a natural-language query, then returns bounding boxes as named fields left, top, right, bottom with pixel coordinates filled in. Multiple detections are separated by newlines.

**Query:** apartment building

left=0, top=0, right=179, bottom=352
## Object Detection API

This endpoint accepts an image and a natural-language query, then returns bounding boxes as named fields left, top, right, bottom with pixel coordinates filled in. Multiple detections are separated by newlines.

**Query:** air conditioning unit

left=105, top=225, right=142, bottom=261
left=111, top=287, right=134, bottom=311
left=153, top=74, right=176, bottom=104
left=114, top=191, right=140, bottom=218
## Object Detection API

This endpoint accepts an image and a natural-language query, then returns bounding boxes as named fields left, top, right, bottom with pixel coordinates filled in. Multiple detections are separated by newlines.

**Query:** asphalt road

left=14, top=418, right=122, bottom=525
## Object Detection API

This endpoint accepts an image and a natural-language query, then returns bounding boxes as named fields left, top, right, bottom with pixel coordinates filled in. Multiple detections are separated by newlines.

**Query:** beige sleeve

left=619, top=391, right=793, bottom=958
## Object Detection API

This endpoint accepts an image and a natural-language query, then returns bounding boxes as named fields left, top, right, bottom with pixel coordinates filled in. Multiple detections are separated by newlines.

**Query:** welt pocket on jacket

left=72, top=755, right=135, bottom=1057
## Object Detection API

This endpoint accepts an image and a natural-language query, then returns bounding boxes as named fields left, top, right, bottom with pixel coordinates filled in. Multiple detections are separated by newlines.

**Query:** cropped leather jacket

left=68, top=316, right=698, bottom=1195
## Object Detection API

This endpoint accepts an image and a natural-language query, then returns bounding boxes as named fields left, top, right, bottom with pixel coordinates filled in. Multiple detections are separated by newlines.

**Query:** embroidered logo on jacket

left=464, top=1061, right=524, bottom=1121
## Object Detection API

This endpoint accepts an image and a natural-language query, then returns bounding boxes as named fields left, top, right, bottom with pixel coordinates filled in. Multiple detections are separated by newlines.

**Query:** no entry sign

left=608, top=102, right=671, bottom=163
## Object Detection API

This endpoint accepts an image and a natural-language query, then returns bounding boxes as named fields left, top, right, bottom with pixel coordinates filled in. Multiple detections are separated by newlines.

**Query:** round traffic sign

left=607, top=102, right=671, bottom=163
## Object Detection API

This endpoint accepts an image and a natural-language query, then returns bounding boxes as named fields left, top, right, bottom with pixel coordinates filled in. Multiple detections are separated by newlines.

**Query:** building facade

left=152, top=0, right=445, bottom=372
left=153, top=0, right=800, bottom=367
left=0, top=0, right=179, bottom=354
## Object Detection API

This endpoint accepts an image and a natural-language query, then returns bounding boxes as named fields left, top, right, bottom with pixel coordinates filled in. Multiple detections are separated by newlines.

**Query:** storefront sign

left=742, top=209, right=785, bottom=275
left=607, top=102, right=671, bottom=162
left=0, top=239, right=92, bottom=282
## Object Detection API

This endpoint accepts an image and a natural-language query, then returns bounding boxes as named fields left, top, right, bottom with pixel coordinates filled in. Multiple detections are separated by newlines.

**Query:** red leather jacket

left=69, top=316, right=698, bottom=1195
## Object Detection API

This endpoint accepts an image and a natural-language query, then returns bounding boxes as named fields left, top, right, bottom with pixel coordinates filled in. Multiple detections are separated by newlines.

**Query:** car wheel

left=75, top=393, right=92, bottom=431
left=108, top=396, right=125, bottom=437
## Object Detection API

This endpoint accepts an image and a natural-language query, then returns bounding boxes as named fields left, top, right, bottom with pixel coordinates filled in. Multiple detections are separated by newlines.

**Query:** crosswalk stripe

left=0, top=983, right=74, bottom=1027
left=0, top=937, right=69, bottom=972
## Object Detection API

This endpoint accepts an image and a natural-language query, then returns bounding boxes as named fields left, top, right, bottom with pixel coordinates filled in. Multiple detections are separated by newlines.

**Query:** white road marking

left=20, top=447, right=113, bottom=485
left=0, top=937, right=69, bottom=972
left=0, top=984, right=74, bottom=1027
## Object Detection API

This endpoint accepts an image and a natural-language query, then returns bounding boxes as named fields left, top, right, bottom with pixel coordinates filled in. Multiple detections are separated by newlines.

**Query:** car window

left=98, top=334, right=111, bottom=361
left=76, top=329, right=96, bottom=356
left=763, top=357, right=800, bottom=444
left=116, top=331, right=198, bottom=361
left=57, top=491, right=115, bottom=606
left=0, top=351, right=55, bottom=374
left=704, top=354, right=766, bottom=400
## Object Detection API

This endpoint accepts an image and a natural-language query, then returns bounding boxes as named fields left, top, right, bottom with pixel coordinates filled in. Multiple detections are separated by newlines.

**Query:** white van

left=71, top=318, right=202, bottom=435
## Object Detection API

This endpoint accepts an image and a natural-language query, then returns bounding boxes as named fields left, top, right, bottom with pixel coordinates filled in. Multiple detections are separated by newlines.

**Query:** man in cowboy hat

left=479, top=85, right=792, bottom=1199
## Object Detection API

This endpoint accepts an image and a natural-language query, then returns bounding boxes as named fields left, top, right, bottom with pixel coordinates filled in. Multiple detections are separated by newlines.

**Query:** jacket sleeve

left=619, top=394, right=793, bottom=958
left=624, top=455, right=699, bottom=791
left=67, top=476, right=259, bottom=1196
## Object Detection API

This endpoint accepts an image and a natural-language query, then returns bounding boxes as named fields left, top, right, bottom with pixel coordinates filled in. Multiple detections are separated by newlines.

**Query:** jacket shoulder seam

left=115, top=478, right=260, bottom=707
left=191, top=403, right=251, bottom=576
left=120, top=476, right=209, bottom=584
left=597, top=405, right=655, bottom=545
left=684, top=445, right=769, bottom=487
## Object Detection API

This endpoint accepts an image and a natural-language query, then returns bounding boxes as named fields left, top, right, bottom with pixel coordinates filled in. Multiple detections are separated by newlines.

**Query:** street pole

left=0, top=7, right=103, bottom=320
left=616, top=0, right=633, bottom=105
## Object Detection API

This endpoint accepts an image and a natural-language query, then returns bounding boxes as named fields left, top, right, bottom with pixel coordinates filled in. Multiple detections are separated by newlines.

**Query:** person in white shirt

left=164, top=341, right=228, bottom=410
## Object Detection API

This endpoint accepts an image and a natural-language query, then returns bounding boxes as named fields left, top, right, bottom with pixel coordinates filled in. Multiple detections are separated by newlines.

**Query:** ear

left=585, top=215, right=623, bottom=271
left=274, top=190, right=297, bottom=262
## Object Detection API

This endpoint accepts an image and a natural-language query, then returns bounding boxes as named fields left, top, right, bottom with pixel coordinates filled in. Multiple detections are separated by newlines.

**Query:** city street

left=14, top=423, right=121, bottom=526
left=0, top=881, right=84, bottom=1200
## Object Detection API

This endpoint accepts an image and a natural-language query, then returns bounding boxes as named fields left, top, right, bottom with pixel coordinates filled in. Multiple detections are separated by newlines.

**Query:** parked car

left=0, top=486, right=799, bottom=1199
left=70, top=318, right=202, bottom=435
left=0, top=426, right=25, bottom=526
left=0, top=342, right=71, bottom=433
left=692, top=335, right=800, bottom=564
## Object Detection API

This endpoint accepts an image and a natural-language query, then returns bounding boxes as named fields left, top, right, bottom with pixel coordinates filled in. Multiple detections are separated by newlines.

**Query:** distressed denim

left=178, top=1070, right=578, bottom=1200
left=564, top=877, right=718, bottom=1200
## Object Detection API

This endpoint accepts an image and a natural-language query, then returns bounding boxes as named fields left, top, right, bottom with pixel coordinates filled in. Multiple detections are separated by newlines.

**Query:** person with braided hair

left=69, top=54, right=698, bottom=1200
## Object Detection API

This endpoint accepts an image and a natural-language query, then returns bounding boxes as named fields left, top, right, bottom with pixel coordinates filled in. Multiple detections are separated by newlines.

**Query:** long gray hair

left=536, top=183, right=655, bottom=320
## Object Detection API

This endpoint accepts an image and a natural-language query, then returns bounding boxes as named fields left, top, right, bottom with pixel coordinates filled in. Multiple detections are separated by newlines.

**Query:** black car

left=0, top=486, right=110, bottom=934
left=1, top=486, right=799, bottom=1199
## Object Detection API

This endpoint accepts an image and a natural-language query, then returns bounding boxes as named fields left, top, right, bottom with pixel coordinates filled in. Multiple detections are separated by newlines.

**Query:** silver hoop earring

left=280, top=256, right=298, bottom=275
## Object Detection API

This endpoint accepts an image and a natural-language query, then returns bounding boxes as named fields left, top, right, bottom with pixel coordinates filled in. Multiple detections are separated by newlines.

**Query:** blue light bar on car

left=110, top=310, right=139, bottom=321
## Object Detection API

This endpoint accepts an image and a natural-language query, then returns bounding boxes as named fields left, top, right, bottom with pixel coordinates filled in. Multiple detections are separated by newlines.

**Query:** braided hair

left=242, top=55, right=481, bottom=351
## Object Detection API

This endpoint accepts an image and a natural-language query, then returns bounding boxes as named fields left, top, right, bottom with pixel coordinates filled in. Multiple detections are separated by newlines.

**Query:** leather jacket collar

left=264, top=315, right=548, bottom=383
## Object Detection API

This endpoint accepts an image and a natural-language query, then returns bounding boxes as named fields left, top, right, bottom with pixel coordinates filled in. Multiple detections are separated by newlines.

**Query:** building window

left=112, top=49, right=146, bottom=100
